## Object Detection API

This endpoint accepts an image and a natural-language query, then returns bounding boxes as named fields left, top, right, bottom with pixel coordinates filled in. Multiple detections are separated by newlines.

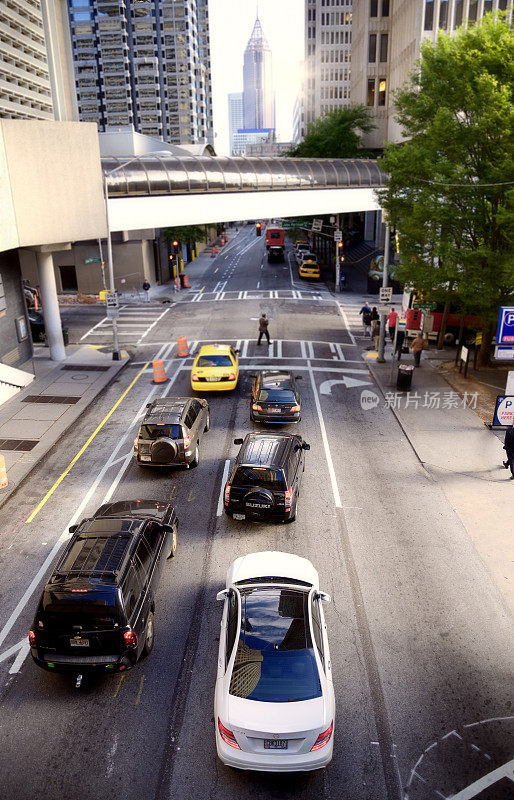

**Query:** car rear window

left=41, top=592, right=120, bottom=631
left=229, top=588, right=321, bottom=703
left=302, top=254, right=316, bottom=260
left=139, top=424, right=181, bottom=439
left=197, top=355, right=232, bottom=367
left=269, top=231, right=282, bottom=239
left=258, top=389, right=296, bottom=403
left=232, top=466, right=286, bottom=491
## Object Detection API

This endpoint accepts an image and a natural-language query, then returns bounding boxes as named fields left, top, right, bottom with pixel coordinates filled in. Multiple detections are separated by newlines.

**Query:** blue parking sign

left=496, top=307, right=514, bottom=345
left=492, top=395, right=514, bottom=428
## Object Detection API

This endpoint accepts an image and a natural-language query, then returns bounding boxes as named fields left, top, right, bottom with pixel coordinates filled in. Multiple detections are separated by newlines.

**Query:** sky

left=208, top=0, right=305, bottom=155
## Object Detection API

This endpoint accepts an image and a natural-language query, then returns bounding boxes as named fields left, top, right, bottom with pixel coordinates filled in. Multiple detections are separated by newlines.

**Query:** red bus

left=265, top=226, right=285, bottom=262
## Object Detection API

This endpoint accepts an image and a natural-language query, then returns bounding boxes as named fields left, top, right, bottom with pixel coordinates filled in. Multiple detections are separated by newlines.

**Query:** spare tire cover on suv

left=243, top=488, right=275, bottom=521
left=150, top=437, right=178, bottom=464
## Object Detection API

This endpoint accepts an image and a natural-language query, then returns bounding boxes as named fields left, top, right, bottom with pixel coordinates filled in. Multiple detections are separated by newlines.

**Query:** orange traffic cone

left=177, top=336, right=189, bottom=357
left=152, top=359, right=168, bottom=383
left=182, top=275, right=190, bottom=288
left=174, top=276, right=180, bottom=289
left=211, top=248, right=217, bottom=258
left=0, top=454, right=7, bottom=490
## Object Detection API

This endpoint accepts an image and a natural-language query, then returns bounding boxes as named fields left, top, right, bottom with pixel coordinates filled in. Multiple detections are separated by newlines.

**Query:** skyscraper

left=242, top=15, right=275, bottom=130
left=67, top=0, right=213, bottom=145
left=228, top=91, right=243, bottom=154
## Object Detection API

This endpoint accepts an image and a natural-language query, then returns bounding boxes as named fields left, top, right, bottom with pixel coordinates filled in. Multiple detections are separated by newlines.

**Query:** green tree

left=379, top=15, right=514, bottom=363
left=286, top=106, right=375, bottom=158
left=163, top=225, right=209, bottom=245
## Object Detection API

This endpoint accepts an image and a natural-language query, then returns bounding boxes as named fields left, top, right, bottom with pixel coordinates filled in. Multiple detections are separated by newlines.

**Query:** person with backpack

left=359, top=302, right=372, bottom=335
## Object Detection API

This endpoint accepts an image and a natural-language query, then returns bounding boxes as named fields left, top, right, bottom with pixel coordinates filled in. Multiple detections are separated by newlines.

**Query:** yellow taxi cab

left=298, top=253, right=320, bottom=280
left=191, top=344, right=239, bottom=392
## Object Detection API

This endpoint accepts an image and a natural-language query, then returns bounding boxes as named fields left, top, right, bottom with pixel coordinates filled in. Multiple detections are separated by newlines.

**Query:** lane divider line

left=307, top=362, right=342, bottom=509
left=217, top=460, right=231, bottom=516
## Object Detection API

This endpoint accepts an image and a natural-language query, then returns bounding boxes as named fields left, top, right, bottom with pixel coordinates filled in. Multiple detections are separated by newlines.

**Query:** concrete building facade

left=67, top=0, right=213, bottom=145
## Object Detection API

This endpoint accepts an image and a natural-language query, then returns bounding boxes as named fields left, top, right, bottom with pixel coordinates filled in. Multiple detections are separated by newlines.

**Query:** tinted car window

left=143, top=522, right=161, bottom=553
left=229, top=588, right=322, bottom=703
left=122, top=564, right=142, bottom=618
left=133, top=538, right=152, bottom=583
left=140, top=424, right=181, bottom=439
left=310, top=597, right=325, bottom=667
left=197, top=355, right=232, bottom=367
left=184, top=410, right=194, bottom=428
left=226, top=591, right=239, bottom=668
left=232, top=466, right=286, bottom=491
left=258, top=389, right=296, bottom=403
left=41, top=591, right=120, bottom=630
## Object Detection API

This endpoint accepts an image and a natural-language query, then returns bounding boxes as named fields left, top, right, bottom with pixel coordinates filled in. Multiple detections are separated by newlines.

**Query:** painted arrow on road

left=320, top=377, right=371, bottom=394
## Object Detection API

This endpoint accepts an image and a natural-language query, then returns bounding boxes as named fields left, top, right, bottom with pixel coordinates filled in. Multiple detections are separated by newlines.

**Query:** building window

left=378, top=78, right=386, bottom=106
left=468, top=0, right=478, bottom=21
left=369, top=33, right=377, bottom=62
left=370, top=0, right=378, bottom=16
left=438, top=0, right=448, bottom=28
left=367, top=78, right=375, bottom=106
left=381, top=0, right=390, bottom=16
left=454, top=0, right=464, bottom=26
left=498, top=0, right=507, bottom=8
left=380, top=33, right=388, bottom=61
left=483, top=0, right=492, bottom=11
left=424, top=0, right=434, bottom=29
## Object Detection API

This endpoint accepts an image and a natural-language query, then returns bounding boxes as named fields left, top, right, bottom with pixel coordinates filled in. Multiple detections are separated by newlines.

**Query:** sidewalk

left=368, top=353, right=514, bottom=618
left=0, top=345, right=128, bottom=509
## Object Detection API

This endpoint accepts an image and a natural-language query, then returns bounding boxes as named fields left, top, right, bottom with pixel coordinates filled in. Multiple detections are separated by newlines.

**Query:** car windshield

left=258, top=389, right=296, bottom=403
left=139, top=424, right=181, bottom=439
left=232, top=466, right=286, bottom=491
left=229, top=588, right=321, bottom=703
left=197, top=355, right=232, bottom=367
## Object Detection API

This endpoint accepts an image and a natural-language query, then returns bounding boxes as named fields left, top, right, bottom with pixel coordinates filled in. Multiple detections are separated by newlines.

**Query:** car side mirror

left=316, top=591, right=331, bottom=603
left=216, top=589, right=230, bottom=601
left=302, top=442, right=310, bottom=450
left=234, top=438, right=243, bottom=445
left=69, top=524, right=78, bottom=534
left=146, top=403, right=152, bottom=408
left=234, top=349, right=240, bottom=354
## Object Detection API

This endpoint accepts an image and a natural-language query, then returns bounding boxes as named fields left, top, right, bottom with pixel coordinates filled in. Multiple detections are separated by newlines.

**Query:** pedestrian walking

left=387, top=307, right=398, bottom=341
left=360, top=302, right=372, bottom=336
left=394, top=329, right=406, bottom=361
left=370, top=319, right=380, bottom=351
left=409, top=333, right=425, bottom=366
left=502, top=422, right=514, bottom=479
left=142, top=279, right=151, bottom=302
left=371, top=306, right=379, bottom=322
left=257, top=313, right=271, bottom=345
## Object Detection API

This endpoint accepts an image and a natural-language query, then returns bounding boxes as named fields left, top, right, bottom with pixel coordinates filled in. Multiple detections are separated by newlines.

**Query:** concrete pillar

left=36, top=250, right=66, bottom=361
left=364, top=211, right=375, bottom=242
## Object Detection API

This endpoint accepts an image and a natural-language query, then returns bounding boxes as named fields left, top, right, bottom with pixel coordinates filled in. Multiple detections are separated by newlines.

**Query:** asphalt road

left=0, top=228, right=512, bottom=800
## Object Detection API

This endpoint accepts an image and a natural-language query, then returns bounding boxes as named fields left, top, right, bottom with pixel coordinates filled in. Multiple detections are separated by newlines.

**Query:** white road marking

left=448, top=758, right=514, bottom=800
left=300, top=341, right=307, bottom=359
left=241, top=339, right=249, bottom=359
left=268, top=341, right=273, bottom=358
left=217, top=459, right=231, bottom=516
left=137, top=307, right=170, bottom=344
left=307, top=363, right=342, bottom=508
left=320, top=377, right=371, bottom=394
left=0, top=638, right=26, bottom=666
left=307, top=341, right=314, bottom=360
left=335, top=343, right=345, bottom=361
left=276, top=340, right=282, bottom=358
left=106, top=733, right=119, bottom=779
left=9, top=640, right=29, bottom=674
left=338, top=304, right=357, bottom=346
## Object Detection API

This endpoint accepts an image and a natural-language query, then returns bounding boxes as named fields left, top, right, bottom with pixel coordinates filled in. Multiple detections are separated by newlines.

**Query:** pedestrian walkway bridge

left=103, top=155, right=386, bottom=232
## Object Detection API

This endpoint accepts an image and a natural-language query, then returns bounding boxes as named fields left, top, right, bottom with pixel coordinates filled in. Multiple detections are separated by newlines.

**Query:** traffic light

left=172, top=240, right=179, bottom=254
left=256, top=222, right=261, bottom=236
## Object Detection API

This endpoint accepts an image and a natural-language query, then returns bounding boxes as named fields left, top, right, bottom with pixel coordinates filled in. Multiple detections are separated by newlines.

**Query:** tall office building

left=302, top=0, right=353, bottom=133
left=67, top=0, right=213, bottom=145
left=0, top=0, right=77, bottom=121
left=242, top=15, right=275, bottom=130
left=228, top=91, right=243, bottom=154
left=351, top=0, right=513, bottom=149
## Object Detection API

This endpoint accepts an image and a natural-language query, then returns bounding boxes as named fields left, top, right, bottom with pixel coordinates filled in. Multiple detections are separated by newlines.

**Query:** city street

left=0, top=229, right=512, bottom=800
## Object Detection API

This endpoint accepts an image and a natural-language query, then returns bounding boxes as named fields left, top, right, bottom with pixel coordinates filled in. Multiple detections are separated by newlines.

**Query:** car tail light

left=192, top=373, right=200, bottom=381
left=224, top=484, right=231, bottom=503
left=218, top=718, right=241, bottom=749
left=290, top=405, right=301, bottom=412
left=183, top=434, right=191, bottom=448
left=123, top=630, right=138, bottom=649
left=284, top=487, right=292, bottom=511
left=252, top=403, right=263, bottom=411
left=134, top=436, right=139, bottom=447
left=70, top=589, right=88, bottom=593
left=228, top=372, right=236, bottom=381
left=310, top=721, right=333, bottom=751
left=28, top=630, right=36, bottom=647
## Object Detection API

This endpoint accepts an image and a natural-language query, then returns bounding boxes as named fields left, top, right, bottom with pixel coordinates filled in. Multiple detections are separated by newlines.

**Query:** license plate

left=207, top=376, right=219, bottom=382
left=140, top=455, right=151, bottom=461
left=267, top=408, right=281, bottom=413
left=264, top=739, right=288, bottom=750
left=70, top=638, right=89, bottom=647
left=233, top=513, right=245, bottom=520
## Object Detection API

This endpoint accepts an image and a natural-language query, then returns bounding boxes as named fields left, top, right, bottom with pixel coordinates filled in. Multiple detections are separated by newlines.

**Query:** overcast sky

left=208, top=0, right=305, bottom=155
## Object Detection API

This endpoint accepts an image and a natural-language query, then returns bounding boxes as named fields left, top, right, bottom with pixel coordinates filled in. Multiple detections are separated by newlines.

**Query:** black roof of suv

left=236, top=432, right=294, bottom=469
left=143, top=397, right=190, bottom=426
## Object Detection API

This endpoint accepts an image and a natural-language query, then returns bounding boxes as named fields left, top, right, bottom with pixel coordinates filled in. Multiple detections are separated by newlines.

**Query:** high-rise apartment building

left=228, top=91, right=243, bottom=155
left=302, top=0, right=353, bottom=132
left=0, top=0, right=77, bottom=121
left=351, top=0, right=513, bottom=149
left=67, top=0, right=213, bottom=145
left=242, top=15, right=275, bottom=130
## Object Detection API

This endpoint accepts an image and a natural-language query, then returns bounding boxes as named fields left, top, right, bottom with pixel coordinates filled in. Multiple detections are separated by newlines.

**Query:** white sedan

left=214, top=551, right=335, bottom=772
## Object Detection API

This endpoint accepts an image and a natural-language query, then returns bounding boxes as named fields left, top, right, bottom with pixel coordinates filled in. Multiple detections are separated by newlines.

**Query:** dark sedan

left=250, top=370, right=302, bottom=424
left=28, top=310, right=69, bottom=345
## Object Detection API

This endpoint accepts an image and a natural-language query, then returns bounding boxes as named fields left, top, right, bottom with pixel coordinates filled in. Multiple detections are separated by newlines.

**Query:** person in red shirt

left=387, top=308, right=398, bottom=341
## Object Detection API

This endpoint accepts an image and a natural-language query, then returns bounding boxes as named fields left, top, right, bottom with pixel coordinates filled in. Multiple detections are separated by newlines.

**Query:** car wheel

left=142, top=611, right=154, bottom=657
left=189, top=443, right=199, bottom=468
left=204, top=412, right=210, bottom=432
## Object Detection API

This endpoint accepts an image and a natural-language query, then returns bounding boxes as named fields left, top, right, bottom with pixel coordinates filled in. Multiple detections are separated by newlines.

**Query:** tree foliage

left=286, top=106, right=375, bottom=158
left=378, top=15, right=514, bottom=359
left=163, top=225, right=209, bottom=244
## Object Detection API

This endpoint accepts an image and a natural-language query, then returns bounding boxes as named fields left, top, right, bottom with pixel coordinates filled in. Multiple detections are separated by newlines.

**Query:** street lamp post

left=377, top=221, right=391, bottom=363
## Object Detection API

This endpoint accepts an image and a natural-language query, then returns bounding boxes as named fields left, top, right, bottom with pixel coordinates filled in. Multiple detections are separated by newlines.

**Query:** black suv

left=223, top=432, right=310, bottom=523
left=250, top=370, right=302, bottom=424
left=134, top=397, right=210, bottom=468
left=29, top=500, right=178, bottom=676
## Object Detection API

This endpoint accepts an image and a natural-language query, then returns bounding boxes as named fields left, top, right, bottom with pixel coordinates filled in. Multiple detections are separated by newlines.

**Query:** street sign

left=334, top=230, right=342, bottom=242
left=475, top=332, right=483, bottom=346
left=379, top=286, right=392, bottom=303
left=377, top=305, right=390, bottom=315
left=105, top=290, right=118, bottom=308
left=495, top=345, right=514, bottom=361
left=423, top=314, right=434, bottom=334
left=106, top=306, right=119, bottom=319
left=311, top=218, right=323, bottom=232
left=496, top=307, right=514, bottom=345
left=492, top=395, right=514, bottom=427
left=85, top=257, right=101, bottom=263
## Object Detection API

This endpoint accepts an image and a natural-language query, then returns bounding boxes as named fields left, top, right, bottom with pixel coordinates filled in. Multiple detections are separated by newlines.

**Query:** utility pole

left=377, top=221, right=390, bottom=363
left=104, top=173, right=120, bottom=361
left=334, top=214, right=340, bottom=293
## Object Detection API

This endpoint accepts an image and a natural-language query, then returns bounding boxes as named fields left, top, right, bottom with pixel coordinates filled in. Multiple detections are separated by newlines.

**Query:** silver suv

left=134, top=397, right=210, bottom=468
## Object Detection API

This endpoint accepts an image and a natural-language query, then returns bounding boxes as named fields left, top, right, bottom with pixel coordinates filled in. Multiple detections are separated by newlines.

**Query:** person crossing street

left=257, top=313, right=271, bottom=345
